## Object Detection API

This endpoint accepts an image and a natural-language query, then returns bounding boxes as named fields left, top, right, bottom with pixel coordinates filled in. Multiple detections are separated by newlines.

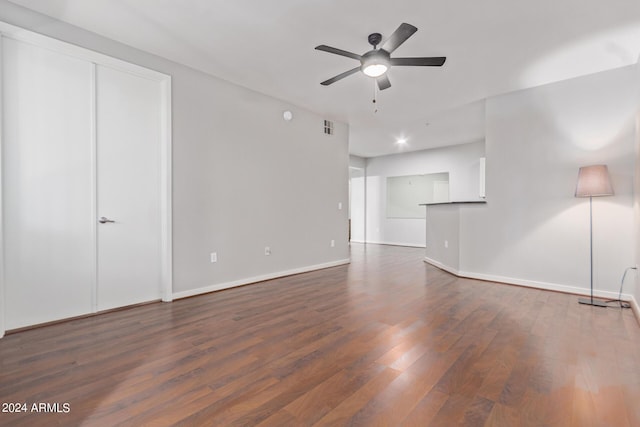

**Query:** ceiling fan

left=315, top=23, right=446, bottom=90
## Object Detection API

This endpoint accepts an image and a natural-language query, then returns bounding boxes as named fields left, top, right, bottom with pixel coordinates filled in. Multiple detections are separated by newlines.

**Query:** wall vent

left=323, top=120, right=334, bottom=135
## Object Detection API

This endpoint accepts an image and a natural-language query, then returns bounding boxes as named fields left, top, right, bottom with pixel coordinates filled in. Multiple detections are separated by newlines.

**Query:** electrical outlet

left=444, top=240, right=448, bottom=249
left=331, top=240, right=335, bottom=247
left=265, top=246, right=271, bottom=256
left=210, top=252, right=217, bottom=263
left=338, top=202, right=342, bottom=210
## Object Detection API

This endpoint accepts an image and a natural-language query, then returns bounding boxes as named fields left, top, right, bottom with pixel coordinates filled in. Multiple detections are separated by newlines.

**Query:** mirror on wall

left=386, top=172, right=450, bottom=219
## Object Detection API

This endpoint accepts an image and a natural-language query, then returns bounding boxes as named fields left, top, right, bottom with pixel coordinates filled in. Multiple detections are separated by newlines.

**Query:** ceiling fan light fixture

left=362, top=63, right=388, bottom=77
left=360, top=50, right=390, bottom=78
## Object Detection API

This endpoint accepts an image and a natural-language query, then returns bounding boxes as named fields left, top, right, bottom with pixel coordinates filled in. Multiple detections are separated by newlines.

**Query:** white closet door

left=95, top=65, right=162, bottom=311
left=2, top=38, right=95, bottom=329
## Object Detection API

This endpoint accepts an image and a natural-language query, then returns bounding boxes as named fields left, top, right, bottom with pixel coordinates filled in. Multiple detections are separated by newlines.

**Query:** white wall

left=364, top=141, right=486, bottom=247
left=349, top=155, right=366, bottom=169
left=425, top=204, right=461, bottom=271
left=349, top=156, right=366, bottom=243
left=634, top=60, right=640, bottom=309
left=0, top=2, right=350, bottom=298
left=460, top=65, right=636, bottom=298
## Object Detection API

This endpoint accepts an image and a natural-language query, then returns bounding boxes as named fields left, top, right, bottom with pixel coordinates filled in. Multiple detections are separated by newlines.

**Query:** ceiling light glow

left=363, top=63, right=388, bottom=77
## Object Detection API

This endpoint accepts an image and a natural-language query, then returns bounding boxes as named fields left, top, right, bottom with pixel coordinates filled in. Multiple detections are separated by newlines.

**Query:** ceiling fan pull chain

left=373, top=81, right=378, bottom=113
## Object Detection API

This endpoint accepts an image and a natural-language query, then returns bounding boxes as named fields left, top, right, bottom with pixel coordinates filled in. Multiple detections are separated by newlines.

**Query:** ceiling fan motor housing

left=368, top=32, right=383, bottom=48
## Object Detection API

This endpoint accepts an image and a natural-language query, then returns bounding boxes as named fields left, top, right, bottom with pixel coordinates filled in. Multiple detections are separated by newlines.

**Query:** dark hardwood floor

left=1, top=243, right=639, bottom=426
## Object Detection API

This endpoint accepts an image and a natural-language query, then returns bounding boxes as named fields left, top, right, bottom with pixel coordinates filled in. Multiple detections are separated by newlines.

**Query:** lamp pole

left=577, top=194, right=607, bottom=307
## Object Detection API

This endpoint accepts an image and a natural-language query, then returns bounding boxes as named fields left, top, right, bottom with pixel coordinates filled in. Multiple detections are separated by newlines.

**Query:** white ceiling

left=8, top=0, right=640, bottom=157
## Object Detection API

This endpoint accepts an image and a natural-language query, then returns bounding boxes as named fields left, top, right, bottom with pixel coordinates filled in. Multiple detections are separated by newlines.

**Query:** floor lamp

left=575, top=164, right=614, bottom=307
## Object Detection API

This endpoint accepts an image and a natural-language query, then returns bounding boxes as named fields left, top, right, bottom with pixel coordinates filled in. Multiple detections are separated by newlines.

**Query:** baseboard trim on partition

left=173, top=258, right=351, bottom=300
left=423, top=256, right=636, bottom=306
left=423, top=256, right=460, bottom=276
left=630, top=296, right=640, bottom=326
left=366, top=240, right=426, bottom=248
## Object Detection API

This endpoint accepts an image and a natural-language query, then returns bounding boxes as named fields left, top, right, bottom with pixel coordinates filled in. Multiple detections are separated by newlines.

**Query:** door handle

left=99, top=217, right=116, bottom=224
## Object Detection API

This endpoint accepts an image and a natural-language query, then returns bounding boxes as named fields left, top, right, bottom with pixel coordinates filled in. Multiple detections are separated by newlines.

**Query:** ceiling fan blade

left=315, top=45, right=362, bottom=60
left=381, top=23, right=417, bottom=53
left=390, top=57, right=446, bottom=66
left=320, top=66, right=361, bottom=86
left=377, top=75, right=391, bottom=90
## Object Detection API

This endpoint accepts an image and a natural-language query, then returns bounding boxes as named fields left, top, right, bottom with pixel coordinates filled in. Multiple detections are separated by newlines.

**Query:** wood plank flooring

left=1, top=243, right=640, bottom=426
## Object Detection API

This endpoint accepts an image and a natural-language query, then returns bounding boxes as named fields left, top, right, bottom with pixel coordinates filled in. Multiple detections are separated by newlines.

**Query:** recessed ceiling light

left=396, top=138, right=407, bottom=145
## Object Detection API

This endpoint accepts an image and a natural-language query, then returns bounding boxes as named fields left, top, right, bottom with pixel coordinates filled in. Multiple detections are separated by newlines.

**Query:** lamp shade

left=575, top=164, right=614, bottom=197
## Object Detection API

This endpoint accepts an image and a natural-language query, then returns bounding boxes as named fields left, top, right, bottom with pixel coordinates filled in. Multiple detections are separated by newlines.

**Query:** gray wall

left=0, top=2, right=350, bottom=296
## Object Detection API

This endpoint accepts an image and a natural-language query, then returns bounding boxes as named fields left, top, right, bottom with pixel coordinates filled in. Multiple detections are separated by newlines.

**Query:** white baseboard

left=423, top=256, right=460, bottom=276
left=423, top=257, right=635, bottom=302
left=349, top=239, right=366, bottom=244
left=366, top=240, right=426, bottom=248
left=630, top=295, right=640, bottom=325
left=173, top=258, right=351, bottom=300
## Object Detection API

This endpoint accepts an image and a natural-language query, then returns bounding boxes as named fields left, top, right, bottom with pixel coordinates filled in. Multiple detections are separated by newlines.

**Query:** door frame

left=349, top=166, right=366, bottom=244
left=0, top=22, right=173, bottom=337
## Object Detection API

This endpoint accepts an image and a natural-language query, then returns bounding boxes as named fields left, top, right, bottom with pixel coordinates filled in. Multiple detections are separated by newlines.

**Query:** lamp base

left=578, top=297, right=608, bottom=307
